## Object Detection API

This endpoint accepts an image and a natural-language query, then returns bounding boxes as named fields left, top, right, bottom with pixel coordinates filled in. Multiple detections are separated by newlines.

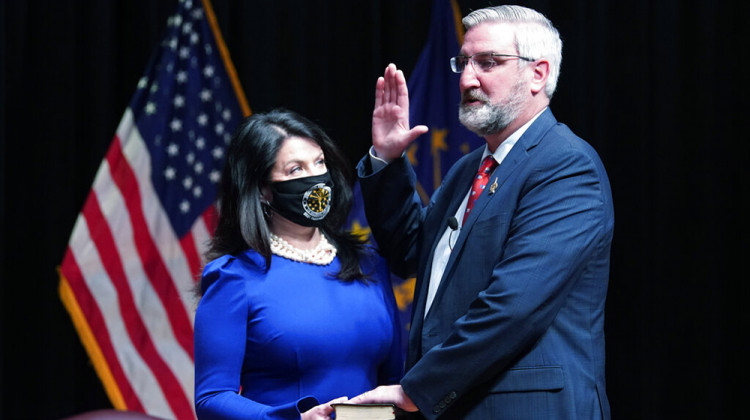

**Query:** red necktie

left=463, top=155, right=498, bottom=224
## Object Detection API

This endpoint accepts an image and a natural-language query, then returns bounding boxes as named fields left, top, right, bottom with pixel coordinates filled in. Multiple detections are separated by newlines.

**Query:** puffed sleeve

left=194, top=256, right=319, bottom=420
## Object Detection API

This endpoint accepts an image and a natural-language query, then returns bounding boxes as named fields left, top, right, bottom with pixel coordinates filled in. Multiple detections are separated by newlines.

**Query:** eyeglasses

left=450, top=52, right=535, bottom=74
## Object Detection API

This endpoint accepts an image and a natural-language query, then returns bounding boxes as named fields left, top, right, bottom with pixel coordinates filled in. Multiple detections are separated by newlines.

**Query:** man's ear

left=529, top=59, right=550, bottom=95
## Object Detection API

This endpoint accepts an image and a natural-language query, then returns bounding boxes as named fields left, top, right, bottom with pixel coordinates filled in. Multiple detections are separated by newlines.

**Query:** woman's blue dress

left=194, top=247, right=403, bottom=419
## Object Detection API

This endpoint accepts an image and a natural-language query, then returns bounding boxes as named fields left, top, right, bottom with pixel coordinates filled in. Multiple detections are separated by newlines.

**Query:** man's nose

left=459, top=63, right=480, bottom=91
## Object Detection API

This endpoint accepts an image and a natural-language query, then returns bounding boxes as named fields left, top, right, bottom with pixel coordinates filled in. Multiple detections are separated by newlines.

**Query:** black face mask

left=268, top=172, right=333, bottom=227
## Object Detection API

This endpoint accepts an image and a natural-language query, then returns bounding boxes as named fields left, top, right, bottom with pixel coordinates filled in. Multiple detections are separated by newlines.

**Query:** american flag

left=58, top=0, right=249, bottom=418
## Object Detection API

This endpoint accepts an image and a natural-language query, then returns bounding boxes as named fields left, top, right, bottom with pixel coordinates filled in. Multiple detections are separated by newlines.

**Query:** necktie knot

left=478, top=155, right=497, bottom=175
left=463, top=156, right=498, bottom=224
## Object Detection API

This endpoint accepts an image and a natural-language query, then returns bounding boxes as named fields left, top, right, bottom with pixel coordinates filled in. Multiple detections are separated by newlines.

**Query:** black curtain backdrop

left=1, top=1, right=747, bottom=419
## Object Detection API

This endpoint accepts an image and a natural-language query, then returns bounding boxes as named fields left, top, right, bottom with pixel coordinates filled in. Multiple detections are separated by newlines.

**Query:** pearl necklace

left=269, top=232, right=337, bottom=265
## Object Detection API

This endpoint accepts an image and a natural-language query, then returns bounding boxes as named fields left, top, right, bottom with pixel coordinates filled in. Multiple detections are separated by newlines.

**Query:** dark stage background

left=1, top=1, right=747, bottom=419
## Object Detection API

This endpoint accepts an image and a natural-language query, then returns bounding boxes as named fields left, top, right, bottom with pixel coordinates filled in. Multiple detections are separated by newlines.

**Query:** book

left=331, top=403, right=397, bottom=420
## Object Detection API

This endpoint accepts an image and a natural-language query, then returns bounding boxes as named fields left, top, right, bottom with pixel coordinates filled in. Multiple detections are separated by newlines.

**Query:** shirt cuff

left=368, top=146, right=394, bottom=171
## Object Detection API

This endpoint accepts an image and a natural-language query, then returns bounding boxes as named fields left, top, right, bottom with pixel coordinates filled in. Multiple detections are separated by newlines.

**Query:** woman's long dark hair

left=206, top=108, right=368, bottom=281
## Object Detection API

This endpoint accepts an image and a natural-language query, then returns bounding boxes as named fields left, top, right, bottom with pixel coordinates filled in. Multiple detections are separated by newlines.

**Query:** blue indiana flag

left=408, top=0, right=483, bottom=203
left=347, top=0, right=480, bottom=358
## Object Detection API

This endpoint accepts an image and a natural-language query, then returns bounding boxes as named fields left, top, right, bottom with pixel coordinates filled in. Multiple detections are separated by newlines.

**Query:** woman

left=193, top=109, right=403, bottom=420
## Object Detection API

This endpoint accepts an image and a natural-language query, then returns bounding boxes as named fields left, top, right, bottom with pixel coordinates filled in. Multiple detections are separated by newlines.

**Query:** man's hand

left=372, top=63, right=429, bottom=161
left=349, top=385, right=419, bottom=412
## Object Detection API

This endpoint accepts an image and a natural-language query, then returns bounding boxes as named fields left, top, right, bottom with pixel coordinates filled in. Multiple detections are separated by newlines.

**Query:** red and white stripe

left=60, top=109, right=213, bottom=420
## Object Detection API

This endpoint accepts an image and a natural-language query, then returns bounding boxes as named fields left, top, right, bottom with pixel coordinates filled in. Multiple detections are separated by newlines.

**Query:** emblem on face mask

left=302, top=183, right=332, bottom=220
left=270, top=172, right=333, bottom=227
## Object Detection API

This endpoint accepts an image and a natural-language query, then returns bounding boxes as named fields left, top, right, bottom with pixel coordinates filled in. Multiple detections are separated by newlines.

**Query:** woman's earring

left=261, top=200, right=273, bottom=219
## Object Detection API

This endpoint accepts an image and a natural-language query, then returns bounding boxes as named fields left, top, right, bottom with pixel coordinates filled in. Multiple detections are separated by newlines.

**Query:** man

left=350, top=5, right=613, bottom=420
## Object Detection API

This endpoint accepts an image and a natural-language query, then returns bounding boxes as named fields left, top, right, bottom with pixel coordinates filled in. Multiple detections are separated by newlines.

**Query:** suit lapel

left=431, top=109, right=559, bottom=306
left=426, top=151, right=482, bottom=271
left=411, top=150, right=482, bottom=322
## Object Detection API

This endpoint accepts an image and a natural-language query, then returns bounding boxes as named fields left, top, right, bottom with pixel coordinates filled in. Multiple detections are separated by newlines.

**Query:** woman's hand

left=371, top=63, right=429, bottom=161
left=300, top=396, right=348, bottom=420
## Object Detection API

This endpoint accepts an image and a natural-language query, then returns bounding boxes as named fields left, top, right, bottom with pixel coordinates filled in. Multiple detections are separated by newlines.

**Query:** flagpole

left=201, top=0, right=251, bottom=117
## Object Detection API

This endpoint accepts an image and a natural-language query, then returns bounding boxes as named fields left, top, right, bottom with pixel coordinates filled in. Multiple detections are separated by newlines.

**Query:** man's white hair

left=463, top=5, right=562, bottom=98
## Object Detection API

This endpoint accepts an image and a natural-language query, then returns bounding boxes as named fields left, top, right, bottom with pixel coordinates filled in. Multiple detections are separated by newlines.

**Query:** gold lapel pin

left=489, top=177, right=498, bottom=194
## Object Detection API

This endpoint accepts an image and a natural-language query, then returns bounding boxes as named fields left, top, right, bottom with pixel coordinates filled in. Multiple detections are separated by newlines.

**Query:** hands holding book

left=349, top=385, right=418, bottom=413
left=301, top=389, right=414, bottom=420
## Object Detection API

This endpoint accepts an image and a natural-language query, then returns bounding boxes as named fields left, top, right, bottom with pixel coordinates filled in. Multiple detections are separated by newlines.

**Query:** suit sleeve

left=400, top=142, right=613, bottom=419
left=357, top=155, right=426, bottom=279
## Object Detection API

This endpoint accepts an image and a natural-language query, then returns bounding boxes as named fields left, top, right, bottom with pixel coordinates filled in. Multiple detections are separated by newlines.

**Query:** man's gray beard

left=459, top=80, right=526, bottom=136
